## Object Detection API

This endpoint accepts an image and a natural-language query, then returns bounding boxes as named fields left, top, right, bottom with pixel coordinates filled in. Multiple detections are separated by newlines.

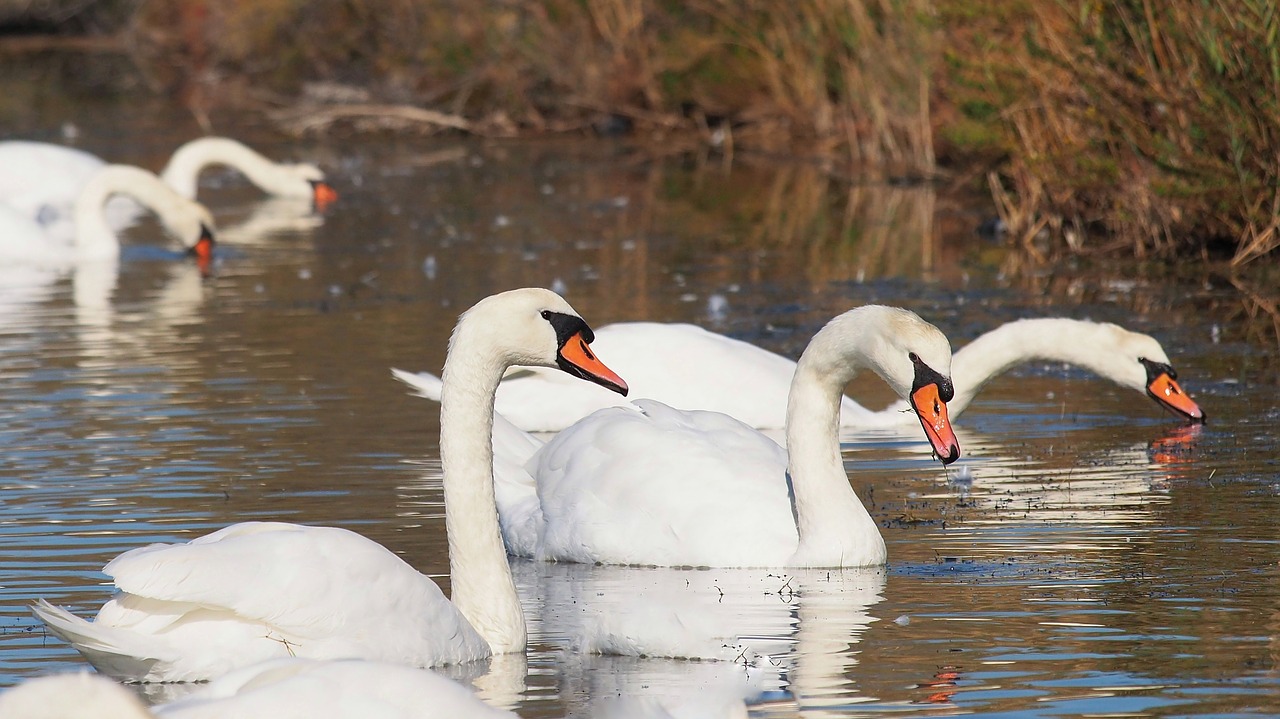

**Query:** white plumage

left=0, top=165, right=213, bottom=265
left=396, top=317, right=1203, bottom=432
left=0, top=137, right=331, bottom=238
left=32, top=288, right=629, bottom=682
left=397, top=304, right=962, bottom=568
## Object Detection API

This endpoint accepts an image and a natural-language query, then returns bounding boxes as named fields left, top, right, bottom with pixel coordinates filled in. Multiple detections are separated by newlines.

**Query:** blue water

left=0, top=122, right=1276, bottom=716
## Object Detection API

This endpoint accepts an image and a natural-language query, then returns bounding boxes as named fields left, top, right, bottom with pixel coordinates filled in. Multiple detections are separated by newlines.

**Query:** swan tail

left=31, top=600, right=165, bottom=681
left=390, top=368, right=443, bottom=402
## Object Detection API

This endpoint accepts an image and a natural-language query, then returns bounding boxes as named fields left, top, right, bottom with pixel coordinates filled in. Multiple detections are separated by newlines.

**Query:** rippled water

left=0, top=100, right=1278, bottom=716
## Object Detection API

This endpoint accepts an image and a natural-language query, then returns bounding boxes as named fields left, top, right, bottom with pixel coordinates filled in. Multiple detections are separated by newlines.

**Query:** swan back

left=161, top=137, right=327, bottom=200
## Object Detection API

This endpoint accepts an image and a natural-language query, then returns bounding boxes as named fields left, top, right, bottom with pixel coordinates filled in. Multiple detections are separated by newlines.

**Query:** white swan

left=397, top=305, right=960, bottom=567
left=0, top=165, right=215, bottom=266
left=31, top=288, right=629, bottom=682
left=159, top=137, right=337, bottom=206
left=0, top=137, right=336, bottom=233
left=395, top=317, right=1204, bottom=431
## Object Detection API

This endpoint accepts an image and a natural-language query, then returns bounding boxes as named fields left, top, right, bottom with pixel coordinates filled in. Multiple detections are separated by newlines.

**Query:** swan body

left=397, top=305, right=960, bottom=568
left=32, top=522, right=491, bottom=682
left=395, top=318, right=1203, bottom=431
left=0, top=165, right=214, bottom=266
left=0, top=138, right=335, bottom=234
left=33, top=288, right=629, bottom=682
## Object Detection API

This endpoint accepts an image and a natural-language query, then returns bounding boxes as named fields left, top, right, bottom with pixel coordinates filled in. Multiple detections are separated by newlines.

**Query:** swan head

left=162, top=198, right=217, bottom=274
left=887, top=313, right=963, bottom=466
left=273, top=163, right=339, bottom=209
left=453, top=288, right=629, bottom=395
left=819, top=306, right=960, bottom=464
left=1100, top=325, right=1205, bottom=423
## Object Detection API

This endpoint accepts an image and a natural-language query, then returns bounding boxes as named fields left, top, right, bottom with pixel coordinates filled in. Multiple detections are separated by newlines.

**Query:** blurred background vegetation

left=2, top=0, right=1278, bottom=266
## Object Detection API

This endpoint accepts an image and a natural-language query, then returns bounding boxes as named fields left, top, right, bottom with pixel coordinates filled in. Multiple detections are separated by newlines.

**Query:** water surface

left=0, top=103, right=1277, bottom=717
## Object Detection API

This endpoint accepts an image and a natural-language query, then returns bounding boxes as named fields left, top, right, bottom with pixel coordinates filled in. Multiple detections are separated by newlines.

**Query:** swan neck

left=72, top=167, right=153, bottom=259
left=161, top=138, right=280, bottom=197
left=950, top=319, right=1117, bottom=415
left=75, top=166, right=197, bottom=259
left=439, top=342, right=525, bottom=653
left=70, top=190, right=117, bottom=259
left=785, top=330, right=885, bottom=567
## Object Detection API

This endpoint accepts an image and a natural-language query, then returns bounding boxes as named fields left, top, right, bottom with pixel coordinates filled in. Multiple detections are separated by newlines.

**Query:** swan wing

left=35, top=522, right=489, bottom=682
left=530, top=400, right=799, bottom=567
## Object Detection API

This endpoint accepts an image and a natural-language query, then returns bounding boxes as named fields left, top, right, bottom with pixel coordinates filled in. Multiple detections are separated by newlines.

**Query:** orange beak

left=910, top=383, right=960, bottom=465
left=190, top=225, right=216, bottom=277
left=312, top=181, right=339, bottom=211
left=1146, top=372, right=1205, bottom=423
left=557, top=331, right=628, bottom=396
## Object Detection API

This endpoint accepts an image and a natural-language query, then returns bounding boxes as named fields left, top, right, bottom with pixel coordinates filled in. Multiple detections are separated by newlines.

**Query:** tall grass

left=976, top=0, right=1280, bottom=265
left=94, top=0, right=1280, bottom=263
left=124, top=0, right=938, bottom=177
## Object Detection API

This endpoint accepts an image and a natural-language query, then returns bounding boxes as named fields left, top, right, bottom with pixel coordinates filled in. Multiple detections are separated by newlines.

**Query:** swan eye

left=908, top=352, right=920, bottom=364
left=540, top=310, right=552, bottom=320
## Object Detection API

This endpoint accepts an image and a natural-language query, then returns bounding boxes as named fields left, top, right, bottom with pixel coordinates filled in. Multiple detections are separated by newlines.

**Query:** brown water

left=0, top=94, right=1278, bottom=717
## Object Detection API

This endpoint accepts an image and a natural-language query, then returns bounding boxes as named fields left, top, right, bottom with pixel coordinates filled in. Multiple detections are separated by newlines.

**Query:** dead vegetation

left=5, top=0, right=1278, bottom=265
left=960, top=1, right=1280, bottom=266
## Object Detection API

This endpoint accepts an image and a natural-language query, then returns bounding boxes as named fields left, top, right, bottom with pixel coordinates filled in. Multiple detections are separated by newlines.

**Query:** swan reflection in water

left=507, top=560, right=887, bottom=718
left=0, top=191, right=328, bottom=339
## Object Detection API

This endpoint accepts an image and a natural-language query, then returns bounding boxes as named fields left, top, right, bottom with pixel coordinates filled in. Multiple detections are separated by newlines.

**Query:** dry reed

left=32, top=0, right=1279, bottom=263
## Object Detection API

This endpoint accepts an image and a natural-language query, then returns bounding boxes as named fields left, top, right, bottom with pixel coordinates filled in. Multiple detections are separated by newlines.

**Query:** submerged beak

left=311, top=181, right=339, bottom=211
left=910, top=383, right=960, bottom=465
left=1146, top=372, right=1205, bottom=424
left=556, top=330, right=629, bottom=396
left=189, top=224, right=216, bottom=276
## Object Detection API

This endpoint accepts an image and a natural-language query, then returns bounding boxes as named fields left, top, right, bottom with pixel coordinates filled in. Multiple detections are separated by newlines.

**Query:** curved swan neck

left=785, top=313, right=887, bottom=567
left=72, top=166, right=187, bottom=261
left=949, top=318, right=1141, bottom=415
left=439, top=325, right=526, bottom=654
left=161, top=138, right=289, bottom=197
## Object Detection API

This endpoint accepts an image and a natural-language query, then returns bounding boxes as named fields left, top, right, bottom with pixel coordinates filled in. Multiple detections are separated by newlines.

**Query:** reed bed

left=979, top=0, right=1280, bottom=266
left=8, top=0, right=1278, bottom=263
